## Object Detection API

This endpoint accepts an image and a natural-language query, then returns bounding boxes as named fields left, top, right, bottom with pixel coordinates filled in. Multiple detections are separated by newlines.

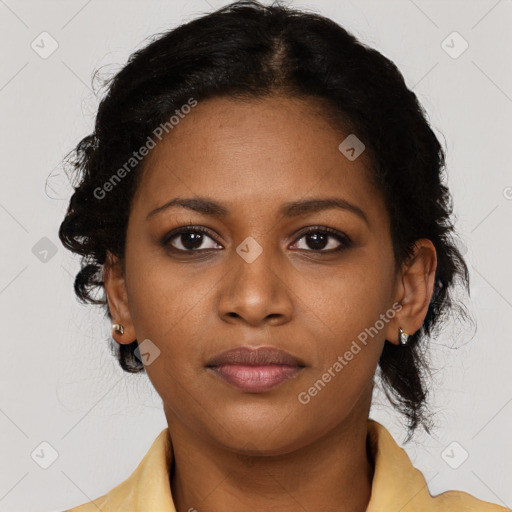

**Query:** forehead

left=132, top=95, right=386, bottom=225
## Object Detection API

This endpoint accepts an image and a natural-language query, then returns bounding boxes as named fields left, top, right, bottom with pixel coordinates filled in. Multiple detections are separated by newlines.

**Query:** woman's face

left=109, top=95, right=412, bottom=454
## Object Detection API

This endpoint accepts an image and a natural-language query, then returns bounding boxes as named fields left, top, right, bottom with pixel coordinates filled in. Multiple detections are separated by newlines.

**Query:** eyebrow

left=146, top=196, right=369, bottom=225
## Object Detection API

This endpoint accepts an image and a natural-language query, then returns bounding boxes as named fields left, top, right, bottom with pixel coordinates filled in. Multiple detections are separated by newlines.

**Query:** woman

left=59, top=1, right=508, bottom=510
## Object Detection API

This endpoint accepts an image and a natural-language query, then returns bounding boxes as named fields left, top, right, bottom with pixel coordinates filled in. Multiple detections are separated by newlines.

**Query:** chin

left=204, top=412, right=312, bottom=456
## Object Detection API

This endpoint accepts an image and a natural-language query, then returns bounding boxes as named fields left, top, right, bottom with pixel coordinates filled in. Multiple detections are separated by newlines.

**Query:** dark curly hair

left=58, top=0, right=470, bottom=440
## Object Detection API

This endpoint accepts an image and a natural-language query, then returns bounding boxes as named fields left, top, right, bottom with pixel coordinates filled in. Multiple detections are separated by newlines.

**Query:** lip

left=206, top=346, right=306, bottom=393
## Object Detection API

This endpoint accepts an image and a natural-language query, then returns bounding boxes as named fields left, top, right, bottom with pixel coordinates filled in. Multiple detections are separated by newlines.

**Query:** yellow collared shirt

left=64, top=419, right=509, bottom=511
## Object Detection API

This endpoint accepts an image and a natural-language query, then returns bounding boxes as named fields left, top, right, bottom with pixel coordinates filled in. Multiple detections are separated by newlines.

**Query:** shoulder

left=429, top=488, right=510, bottom=511
left=62, top=427, right=174, bottom=512
left=366, top=419, right=509, bottom=512
left=62, top=493, right=110, bottom=512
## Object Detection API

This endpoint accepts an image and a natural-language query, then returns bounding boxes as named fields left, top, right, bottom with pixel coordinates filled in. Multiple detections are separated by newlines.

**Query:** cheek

left=124, top=261, right=209, bottom=417
left=293, top=278, right=387, bottom=429
left=295, top=260, right=391, bottom=391
left=298, top=259, right=389, bottom=339
left=124, top=248, right=209, bottom=376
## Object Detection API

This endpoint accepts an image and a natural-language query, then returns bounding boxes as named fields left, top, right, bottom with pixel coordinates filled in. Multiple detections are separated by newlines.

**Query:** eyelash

left=160, top=225, right=352, bottom=254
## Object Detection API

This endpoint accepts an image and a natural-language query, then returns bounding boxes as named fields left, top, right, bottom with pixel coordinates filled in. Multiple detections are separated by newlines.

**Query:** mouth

left=205, top=346, right=306, bottom=393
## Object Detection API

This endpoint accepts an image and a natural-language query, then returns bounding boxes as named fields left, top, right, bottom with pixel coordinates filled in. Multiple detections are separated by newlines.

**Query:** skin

left=104, top=94, right=437, bottom=512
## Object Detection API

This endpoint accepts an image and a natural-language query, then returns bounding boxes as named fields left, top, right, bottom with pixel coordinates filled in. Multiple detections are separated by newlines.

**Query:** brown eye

left=162, top=227, right=222, bottom=252
left=160, top=225, right=352, bottom=255
left=292, top=227, right=352, bottom=252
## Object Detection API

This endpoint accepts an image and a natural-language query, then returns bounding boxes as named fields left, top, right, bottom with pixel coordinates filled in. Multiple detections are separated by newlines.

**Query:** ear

left=385, top=239, right=437, bottom=345
left=103, top=251, right=136, bottom=345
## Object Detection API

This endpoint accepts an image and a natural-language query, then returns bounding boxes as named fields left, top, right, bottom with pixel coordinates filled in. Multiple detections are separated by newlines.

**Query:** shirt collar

left=80, top=419, right=506, bottom=511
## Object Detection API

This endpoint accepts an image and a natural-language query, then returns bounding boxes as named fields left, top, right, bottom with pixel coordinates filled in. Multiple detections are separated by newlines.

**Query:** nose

left=217, top=239, right=294, bottom=327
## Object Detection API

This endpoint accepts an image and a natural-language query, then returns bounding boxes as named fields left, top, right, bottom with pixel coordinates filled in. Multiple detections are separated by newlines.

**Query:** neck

left=166, top=393, right=375, bottom=512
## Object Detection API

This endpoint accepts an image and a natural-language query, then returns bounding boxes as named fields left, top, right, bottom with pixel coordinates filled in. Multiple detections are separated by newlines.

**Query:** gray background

left=0, top=0, right=511, bottom=510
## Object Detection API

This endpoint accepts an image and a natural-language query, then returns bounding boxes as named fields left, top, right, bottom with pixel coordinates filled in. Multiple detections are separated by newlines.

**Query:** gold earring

left=398, top=327, right=409, bottom=345
left=112, top=323, right=124, bottom=335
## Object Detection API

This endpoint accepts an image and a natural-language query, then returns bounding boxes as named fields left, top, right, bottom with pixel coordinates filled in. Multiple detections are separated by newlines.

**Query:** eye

left=161, top=225, right=352, bottom=254
left=161, top=226, right=222, bottom=252
left=291, top=227, right=352, bottom=252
